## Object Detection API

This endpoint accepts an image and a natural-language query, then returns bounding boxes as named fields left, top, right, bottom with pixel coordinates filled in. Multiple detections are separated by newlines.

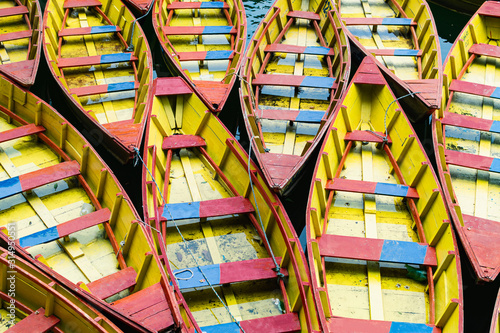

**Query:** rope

left=247, top=136, right=284, bottom=281
left=133, top=147, right=245, bottom=333
left=125, top=0, right=155, bottom=52
left=173, top=268, right=194, bottom=280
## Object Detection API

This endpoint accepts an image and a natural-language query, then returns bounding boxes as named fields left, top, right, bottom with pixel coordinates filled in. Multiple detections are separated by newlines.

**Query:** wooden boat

left=122, top=0, right=152, bottom=15
left=0, top=74, right=185, bottom=332
left=0, top=0, right=42, bottom=87
left=337, top=0, right=442, bottom=122
left=491, top=288, right=500, bottom=333
left=152, top=0, right=246, bottom=112
left=432, top=0, right=500, bottom=283
left=43, top=0, right=153, bottom=164
left=307, top=57, right=464, bottom=332
left=0, top=246, right=122, bottom=332
left=428, top=0, right=484, bottom=15
left=142, top=76, right=319, bottom=332
left=239, top=1, right=350, bottom=195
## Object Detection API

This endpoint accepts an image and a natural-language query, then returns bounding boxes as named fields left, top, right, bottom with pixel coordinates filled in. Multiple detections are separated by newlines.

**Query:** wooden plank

left=6, top=308, right=59, bottom=333
left=441, top=111, right=500, bottom=133
left=256, top=109, right=325, bottom=123
left=469, top=43, right=500, bottom=59
left=287, top=11, right=320, bottom=20
left=64, top=0, right=102, bottom=8
left=87, top=266, right=137, bottom=299
left=162, top=26, right=237, bottom=35
left=0, top=124, right=45, bottom=143
left=57, top=53, right=137, bottom=68
left=264, top=44, right=335, bottom=56
left=325, top=178, right=419, bottom=198
left=477, top=1, right=500, bottom=17
left=69, top=81, right=138, bottom=97
left=162, top=135, right=206, bottom=150
left=0, top=6, right=28, bottom=18
left=343, top=17, right=416, bottom=26
left=168, top=1, right=229, bottom=9
left=177, top=50, right=234, bottom=61
left=156, top=77, right=192, bottom=96
left=253, top=74, right=337, bottom=89
left=0, top=30, right=31, bottom=43
left=327, top=317, right=438, bottom=332
left=367, top=48, right=422, bottom=57
left=445, top=149, right=500, bottom=173
left=449, top=79, right=500, bottom=99
left=344, top=130, right=392, bottom=143
left=59, top=25, right=121, bottom=37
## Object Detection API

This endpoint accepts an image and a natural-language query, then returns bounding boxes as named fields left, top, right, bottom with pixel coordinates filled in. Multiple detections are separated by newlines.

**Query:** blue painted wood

left=203, top=26, right=234, bottom=34
left=295, top=110, right=325, bottom=123
left=301, top=76, right=335, bottom=88
left=174, top=264, right=220, bottom=289
left=200, top=2, right=225, bottom=8
left=200, top=322, right=240, bottom=333
left=0, top=176, right=22, bottom=200
left=379, top=240, right=428, bottom=265
left=490, top=121, right=500, bottom=133
left=18, top=227, right=59, bottom=248
left=107, top=81, right=136, bottom=92
left=162, top=202, right=201, bottom=220
left=304, top=46, right=331, bottom=55
left=90, top=25, right=118, bottom=34
left=389, top=322, right=435, bottom=332
left=490, top=158, right=500, bottom=173
left=382, top=18, right=413, bottom=25
left=491, top=87, right=500, bottom=99
left=394, top=49, right=420, bottom=56
left=101, top=53, right=133, bottom=63
left=374, top=183, right=409, bottom=197
left=205, top=50, right=233, bottom=60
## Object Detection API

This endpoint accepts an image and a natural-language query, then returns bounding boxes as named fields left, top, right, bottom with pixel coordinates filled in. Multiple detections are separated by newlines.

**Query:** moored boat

left=491, top=288, right=500, bottom=333
left=337, top=0, right=442, bottom=122
left=142, top=76, right=319, bottom=332
left=43, top=0, right=153, bottom=164
left=307, top=57, right=463, bottom=332
left=432, top=0, right=500, bottom=283
left=152, top=0, right=246, bottom=112
left=0, top=0, right=42, bottom=87
left=239, top=0, right=350, bottom=195
left=0, top=245, right=122, bottom=332
left=0, top=74, right=184, bottom=332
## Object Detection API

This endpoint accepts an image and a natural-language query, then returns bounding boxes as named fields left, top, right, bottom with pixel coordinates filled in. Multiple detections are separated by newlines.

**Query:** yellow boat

left=432, top=0, right=500, bottom=283
left=337, top=0, right=442, bottom=121
left=43, top=0, right=153, bottom=164
left=239, top=0, right=350, bottom=195
left=0, top=74, right=185, bottom=332
left=0, top=245, right=122, bottom=332
left=152, top=0, right=246, bottom=112
left=0, top=0, right=42, bottom=88
left=142, top=76, right=319, bottom=332
left=307, top=57, right=463, bottom=332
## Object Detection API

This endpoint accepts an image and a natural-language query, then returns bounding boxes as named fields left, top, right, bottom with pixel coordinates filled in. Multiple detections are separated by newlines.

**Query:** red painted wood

left=0, top=60, right=37, bottom=86
left=19, top=160, right=80, bottom=192
left=57, top=54, right=137, bottom=68
left=240, top=313, right=301, bottom=332
left=462, top=214, right=500, bottom=234
left=464, top=227, right=500, bottom=271
left=162, top=135, right=206, bottom=150
left=192, top=80, right=229, bottom=105
left=325, top=178, right=420, bottom=198
left=87, top=266, right=137, bottom=300
left=177, top=51, right=234, bottom=61
left=64, top=0, right=102, bottom=8
left=155, top=77, right=192, bottom=96
left=6, top=308, right=60, bottom=333
left=167, top=1, right=229, bottom=9
left=0, top=6, right=28, bottom=18
left=344, top=130, right=392, bottom=144
left=220, top=257, right=287, bottom=284
left=162, top=26, right=237, bottom=35
left=287, top=11, right=320, bottom=21
left=69, top=82, right=138, bottom=97
left=368, top=48, right=422, bottom=56
left=264, top=43, right=335, bottom=56
left=127, top=301, right=173, bottom=331
left=57, top=208, right=111, bottom=237
left=445, top=149, right=493, bottom=172
left=102, top=120, right=141, bottom=149
left=0, top=30, right=31, bottom=43
left=441, top=111, right=494, bottom=132
left=255, top=109, right=300, bottom=121
left=253, top=73, right=305, bottom=87
left=261, top=153, right=301, bottom=166
left=352, top=58, right=386, bottom=85
left=59, top=26, right=121, bottom=37
left=0, top=124, right=45, bottom=144
left=477, top=1, right=500, bottom=17
left=449, top=79, right=496, bottom=97
left=468, top=43, right=500, bottom=58
left=319, top=234, right=384, bottom=260
left=343, top=17, right=417, bottom=26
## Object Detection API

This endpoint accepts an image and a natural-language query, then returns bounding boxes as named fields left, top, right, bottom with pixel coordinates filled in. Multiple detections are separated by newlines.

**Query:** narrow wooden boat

left=43, top=0, right=153, bottom=164
left=0, top=246, right=122, bottom=332
left=0, top=74, right=184, bottom=332
left=239, top=1, right=350, bottom=195
left=432, top=1, right=500, bottom=283
left=0, top=0, right=42, bottom=87
left=307, top=57, right=463, bottom=332
left=491, top=288, right=500, bottom=333
left=152, top=0, right=246, bottom=112
left=142, top=76, right=319, bottom=332
left=337, top=0, right=442, bottom=122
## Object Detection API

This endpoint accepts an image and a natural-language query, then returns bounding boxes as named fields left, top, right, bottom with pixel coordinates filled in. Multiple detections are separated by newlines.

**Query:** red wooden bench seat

left=59, top=25, right=121, bottom=38
left=201, top=313, right=301, bottom=333
left=0, top=6, right=28, bottom=18
left=155, top=77, right=193, bottom=96
left=449, top=79, right=500, bottom=99
left=7, top=308, right=60, bottom=333
left=0, top=30, right=31, bottom=43
left=69, top=81, right=138, bottom=97
left=441, top=111, right=500, bottom=133
left=318, top=234, right=437, bottom=266
left=57, top=53, right=137, bottom=68
left=86, top=266, right=137, bottom=300
left=327, top=317, right=440, bottom=332
left=168, top=1, right=229, bottom=9
left=264, top=44, right=336, bottom=56
left=162, top=25, right=237, bottom=35
left=445, top=149, right=500, bottom=173
left=468, top=43, right=500, bottom=59
left=253, top=73, right=337, bottom=89
left=64, top=0, right=102, bottom=8
left=325, top=178, right=419, bottom=198
left=287, top=11, right=320, bottom=21
left=162, top=135, right=206, bottom=150
left=0, top=124, right=45, bottom=144
left=344, top=130, right=392, bottom=144
left=478, top=1, right=500, bottom=17
left=367, top=48, right=422, bottom=57
left=176, top=50, right=234, bottom=61
left=343, top=17, right=416, bottom=26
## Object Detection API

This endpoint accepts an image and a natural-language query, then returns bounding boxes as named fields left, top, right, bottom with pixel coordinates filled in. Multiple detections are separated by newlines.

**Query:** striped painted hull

left=240, top=0, right=350, bottom=195
left=43, top=0, right=153, bottom=164
left=142, top=76, right=319, bottom=332
left=307, top=57, right=463, bottom=333
left=432, top=0, right=500, bottom=283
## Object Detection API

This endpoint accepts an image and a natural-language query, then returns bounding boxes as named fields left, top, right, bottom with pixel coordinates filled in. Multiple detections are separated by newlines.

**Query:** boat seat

left=478, top=1, right=500, bottom=17
left=162, top=25, right=237, bottom=35
left=445, top=149, right=500, bottom=173
left=264, top=44, right=336, bottom=56
left=162, top=135, right=206, bottom=150
left=155, top=77, right=193, bottom=96
left=344, top=130, right=392, bottom=144
left=64, top=0, right=102, bottom=8
left=0, top=6, right=28, bottom=18
left=59, top=25, right=121, bottom=38
left=69, top=81, right=138, bottom=97
left=462, top=214, right=500, bottom=234
left=176, top=50, right=234, bottom=61
left=441, top=111, right=500, bottom=133
left=253, top=109, right=326, bottom=123
left=0, top=160, right=80, bottom=200
left=253, top=74, right=337, bottom=89
left=325, top=178, right=419, bottom=199
left=57, top=53, right=137, bottom=68
left=468, top=43, right=500, bottom=59
left=168, top=1, right=229, bottom=9
left=173, top=257, right=286, bottom=289
left=86, top=266, right=137, bottom=300
left=8, top=308, right=60, bottom=333
left=0, top=30, right=31, bottom=43
left=342, top=17, right=416, bottom=26
left=449, top=79, right=500, bottom=99
left=367, top=48, right=422, bottom=57
left=158, top=196, right=255, bottom=221
left=327, top=317, right=439, bottom=332
left=319, top=234, right=437, bottom=266
left=0, top=124, right=45, bottom=144
left=287, top=11, right=320, bottom=21
left=17, top=209, right=111, bottom=248
left=201, top=313, right=301, bottom=333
